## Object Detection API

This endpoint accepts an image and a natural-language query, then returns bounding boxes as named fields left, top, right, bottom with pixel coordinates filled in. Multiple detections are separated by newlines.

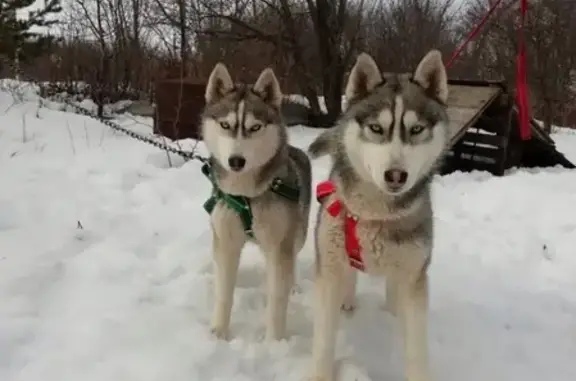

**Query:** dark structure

left=153, top=79, right=206, bottom=140
left=153, top=79, right=315, bottom=139
left=440, top=79, right=574, bottom=176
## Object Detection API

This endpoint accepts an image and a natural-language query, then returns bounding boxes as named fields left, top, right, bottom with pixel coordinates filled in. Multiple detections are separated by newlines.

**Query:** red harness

left=316, top=180, right=364, bottom=271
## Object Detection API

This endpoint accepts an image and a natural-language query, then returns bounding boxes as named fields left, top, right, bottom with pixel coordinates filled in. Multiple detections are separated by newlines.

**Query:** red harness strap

left=316, top=180, right=364, bottom=271
left=445, top=0, right=531, bottom=140
left=516, top=0, right=531, bottom=140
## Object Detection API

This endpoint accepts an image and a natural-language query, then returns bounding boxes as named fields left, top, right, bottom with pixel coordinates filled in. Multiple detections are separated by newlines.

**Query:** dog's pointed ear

left=253, top=67, right=282, bottom=108
left=413, top=50, right=448, bottom=103
left=345, top=53, right=382, bottom=102
left=205, top=63, right=234, bottom=104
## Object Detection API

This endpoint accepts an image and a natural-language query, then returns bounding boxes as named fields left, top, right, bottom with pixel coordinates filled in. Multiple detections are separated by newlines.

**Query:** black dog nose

left=384, top=169, right=408, bottom=186
left=228, top=155, right=246, bottom=171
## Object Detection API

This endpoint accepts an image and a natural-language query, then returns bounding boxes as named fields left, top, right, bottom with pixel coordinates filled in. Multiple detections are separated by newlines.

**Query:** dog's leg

left=309, top=266, right=344, bottom=381
left=384, top=274, right=398, bottom=316
left=341, top=265, right=357, bottom=313
left=398, top=273, right=430, bottom=381
left=210, top=231, right=242, bottom=340
left=265, top=250, right=295, bottom=341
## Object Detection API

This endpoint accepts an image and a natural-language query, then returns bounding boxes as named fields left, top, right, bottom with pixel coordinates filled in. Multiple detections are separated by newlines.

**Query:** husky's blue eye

left=410, top=125, right=425, bottom=135
left=220, top=121, right=231, bottom=130
left=250, top=124, right=263, bottom=132
left=367, top=124, right=383, bottom=134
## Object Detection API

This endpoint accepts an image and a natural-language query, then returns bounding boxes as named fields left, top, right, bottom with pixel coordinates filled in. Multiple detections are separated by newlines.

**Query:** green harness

left=201, top=163, right=300, bottom=238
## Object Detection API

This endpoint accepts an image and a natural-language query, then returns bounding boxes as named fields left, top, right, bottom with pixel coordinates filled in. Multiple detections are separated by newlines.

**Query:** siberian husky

left=306, top=50, right=450, bottom=381
left=201, top=63, right=312, bottom=341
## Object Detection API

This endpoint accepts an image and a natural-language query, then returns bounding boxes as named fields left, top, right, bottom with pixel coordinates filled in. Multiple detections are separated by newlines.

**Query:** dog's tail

left=307, top=128, right=338, bottom=159
left=288, top=145, right=312, bottom=218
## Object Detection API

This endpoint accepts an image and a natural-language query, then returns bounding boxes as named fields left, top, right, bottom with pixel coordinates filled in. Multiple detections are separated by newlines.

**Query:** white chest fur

left=354, top=220, right=431, bottom=278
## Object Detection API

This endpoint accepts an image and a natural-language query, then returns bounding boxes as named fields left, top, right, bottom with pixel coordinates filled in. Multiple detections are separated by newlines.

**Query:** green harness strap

left=201, top=163, right=300, bottom=238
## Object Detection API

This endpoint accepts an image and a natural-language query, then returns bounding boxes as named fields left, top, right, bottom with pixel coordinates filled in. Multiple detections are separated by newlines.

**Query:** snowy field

left=1, top=84, right=576, bottom=381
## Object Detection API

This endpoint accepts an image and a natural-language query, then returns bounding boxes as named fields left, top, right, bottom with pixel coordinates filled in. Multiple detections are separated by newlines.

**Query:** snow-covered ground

left=1, top=85, right=576, bottom=381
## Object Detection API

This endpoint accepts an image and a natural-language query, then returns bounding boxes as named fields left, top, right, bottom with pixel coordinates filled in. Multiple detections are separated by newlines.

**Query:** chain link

left=64, top=101, right=208, bottom=163
left=1, top=57, right=208, bottom=164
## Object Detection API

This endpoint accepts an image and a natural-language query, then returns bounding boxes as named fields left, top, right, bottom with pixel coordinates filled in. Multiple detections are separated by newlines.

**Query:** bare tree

left=463, top=0, right=576, bottom=131
left=11, top=0, right=574, bottom=132
left=199, top=0, right=367, bottom=125
left=365, top=0, right=457, bottom=71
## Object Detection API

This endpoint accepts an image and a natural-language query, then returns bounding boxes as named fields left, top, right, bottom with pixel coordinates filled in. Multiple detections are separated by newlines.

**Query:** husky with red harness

left=306, top=50, right=450, bottom=381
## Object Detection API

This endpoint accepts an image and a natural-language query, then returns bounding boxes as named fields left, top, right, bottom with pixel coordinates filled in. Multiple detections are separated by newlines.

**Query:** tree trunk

left=177, top=0, right=187, bottom=77
left=309, top=0, right=347, bottom=126
left=542, top=98, right=553, bottom=134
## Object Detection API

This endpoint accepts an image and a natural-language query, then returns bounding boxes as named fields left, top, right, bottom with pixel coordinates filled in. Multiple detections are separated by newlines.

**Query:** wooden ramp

left=446, top=81, right=504, bottom=144
left=441, top=79, right=575, bottom=176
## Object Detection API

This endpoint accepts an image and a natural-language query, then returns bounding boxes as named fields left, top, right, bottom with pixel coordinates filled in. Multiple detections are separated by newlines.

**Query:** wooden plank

left=528, top=117, right=555, bottom=145
left=461, top=131, right=507, bottom=148
left=448, top=78, right=506, bottom=87
left=455, top=159, right=499, bottom=173
left=446, top=84, right=501, bottom=108
left=509, top=106, right=555, bottom=146
left=496, top=109, right=514, bottom=175
left=446, top=85, right=503, bottom=145
left=447, top=107, right=490, bottom=144
left=457, top=144, right=500, bottom=161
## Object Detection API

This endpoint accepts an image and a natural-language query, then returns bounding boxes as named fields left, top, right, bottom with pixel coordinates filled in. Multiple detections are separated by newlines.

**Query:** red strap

left=316, top=180, right=364, bottom=271
left=447, top=0, right=531, bottom=140
left=516, top=0, right=531, bottom=140
left=316, top=180, right=342, bottom=216
left=326, top=200, right=342, bottom=217
left=445, top=0, right=506, bottom=69
left=345, top=216, right=364, bottom=271
left=316, top=180, right=336, bottom=202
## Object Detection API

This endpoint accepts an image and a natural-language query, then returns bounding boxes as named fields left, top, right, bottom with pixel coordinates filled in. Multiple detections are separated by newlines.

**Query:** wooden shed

left=153, top=79, right=205, bottom=140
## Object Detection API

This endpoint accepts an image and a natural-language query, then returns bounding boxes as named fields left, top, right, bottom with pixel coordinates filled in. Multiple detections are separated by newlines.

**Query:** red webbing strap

left=315, top=180, right=365, bottom=271
left=316, top=181, right=342, bottom=217
left=516, top=0, right=531, bottom=140
left=345, top=215, right=364, bottom=271
left=445, top=0, right=506, bottom=69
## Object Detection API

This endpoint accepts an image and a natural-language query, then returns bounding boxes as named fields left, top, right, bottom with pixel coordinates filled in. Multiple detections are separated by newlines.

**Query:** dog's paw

left=341, top=301, right=356, bottom=315
left=210, top=325, right=230, bottom=340
left=341, top=294, right=356, bottom=315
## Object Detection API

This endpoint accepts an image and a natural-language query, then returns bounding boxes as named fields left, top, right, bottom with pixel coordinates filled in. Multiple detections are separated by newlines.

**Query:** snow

left=1, top=84, right=576, bottom=381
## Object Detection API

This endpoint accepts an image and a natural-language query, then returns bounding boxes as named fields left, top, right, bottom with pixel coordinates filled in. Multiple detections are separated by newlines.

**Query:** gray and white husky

left=200, top=63, right=312, bottom=341
left=306, top=50, right=450, bottom=381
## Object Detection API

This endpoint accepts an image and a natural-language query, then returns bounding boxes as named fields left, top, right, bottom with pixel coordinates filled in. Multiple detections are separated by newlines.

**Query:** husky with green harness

left=200, top=63, right=312, bottom=342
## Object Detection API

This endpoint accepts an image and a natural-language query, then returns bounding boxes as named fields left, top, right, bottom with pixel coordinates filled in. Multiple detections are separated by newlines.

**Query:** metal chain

left=63, top=101, right=208, bottom=163
left=1, top=57, right=208, bottom=163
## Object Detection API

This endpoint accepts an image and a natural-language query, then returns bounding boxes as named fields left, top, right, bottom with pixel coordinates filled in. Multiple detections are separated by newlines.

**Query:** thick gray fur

left=200, top=63, right=312, bottom=342
left=305, top=50, right=450, bottom=381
